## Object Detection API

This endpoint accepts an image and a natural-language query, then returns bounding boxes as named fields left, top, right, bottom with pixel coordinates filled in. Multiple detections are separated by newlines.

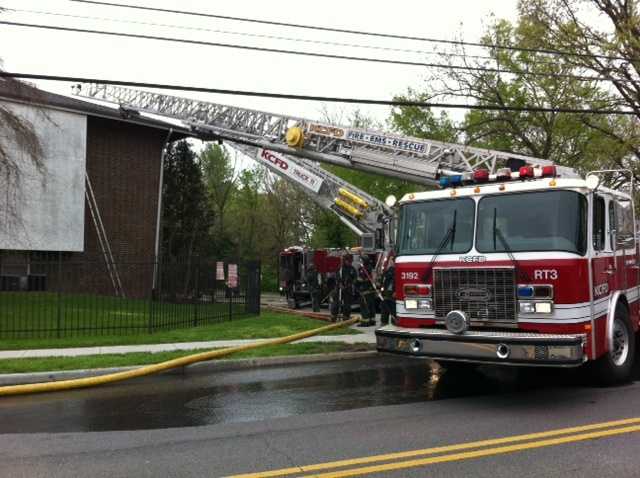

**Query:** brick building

left=0, top=79, right=190, bottom=297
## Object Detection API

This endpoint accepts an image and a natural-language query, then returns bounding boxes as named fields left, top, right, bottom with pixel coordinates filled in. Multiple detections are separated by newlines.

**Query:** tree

left=161, top=140, right=210, bottom=261
left=398, top=11, right=631, bottom=179
left=200, top=144, right=238, bottom=256
left=520, top=0, right=640, bottom=182
left=0, top=7, right=45, bottom=234
left=261, top=175, right=315, bottom=252
left=228, top=167, right=264, bottom=261
left=389, top=89, right=460, bottom=143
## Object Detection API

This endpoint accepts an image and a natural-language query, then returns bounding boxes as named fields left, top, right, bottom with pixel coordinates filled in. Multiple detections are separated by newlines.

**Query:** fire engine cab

left=376, top=168, right=639, bottom=384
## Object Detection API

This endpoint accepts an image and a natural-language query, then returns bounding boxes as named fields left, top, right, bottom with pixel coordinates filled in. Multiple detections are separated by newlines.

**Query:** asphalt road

left=1, top=355, right=640, bottom=477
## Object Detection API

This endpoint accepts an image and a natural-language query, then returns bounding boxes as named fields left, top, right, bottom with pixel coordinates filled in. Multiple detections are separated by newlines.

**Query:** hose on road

left=0, top=317, right=360, bottom=397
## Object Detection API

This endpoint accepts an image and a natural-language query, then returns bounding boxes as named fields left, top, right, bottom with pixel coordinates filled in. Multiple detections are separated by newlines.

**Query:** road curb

left=0, top=350, right=378, bottom=386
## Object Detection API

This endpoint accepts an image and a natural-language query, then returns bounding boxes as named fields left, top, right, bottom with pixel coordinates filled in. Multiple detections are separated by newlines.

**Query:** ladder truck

left=74, top=84, right=638, bottom=384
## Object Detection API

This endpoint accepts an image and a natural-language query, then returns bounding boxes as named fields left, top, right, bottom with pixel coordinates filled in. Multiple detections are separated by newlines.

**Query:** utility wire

left=3, top=6, right=499, bottom=62
left=8, top=6, right=609, bottom=72
left=1, top=72, right=635, bottom=115
left=0, top=20, right=621, bottom=83
left=70, top=0, right=632, bottom=63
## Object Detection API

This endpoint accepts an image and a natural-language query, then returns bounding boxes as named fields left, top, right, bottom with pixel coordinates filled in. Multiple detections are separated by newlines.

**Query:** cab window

left=615, top=199, right=635, bottom=250
left=593, top=195, right=606, bottom=251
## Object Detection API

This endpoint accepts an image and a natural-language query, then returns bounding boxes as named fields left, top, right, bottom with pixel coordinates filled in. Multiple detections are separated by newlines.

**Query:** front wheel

left=592, top=305, right=636, bottom=386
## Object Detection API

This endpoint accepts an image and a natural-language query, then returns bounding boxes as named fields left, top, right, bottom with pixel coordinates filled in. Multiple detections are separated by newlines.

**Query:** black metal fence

left=0, top=254, right=261, bottom=339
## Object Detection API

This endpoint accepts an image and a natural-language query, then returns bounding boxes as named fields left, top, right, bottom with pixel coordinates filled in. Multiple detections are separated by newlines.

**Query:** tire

left=592, top=304, right=636, bottom=386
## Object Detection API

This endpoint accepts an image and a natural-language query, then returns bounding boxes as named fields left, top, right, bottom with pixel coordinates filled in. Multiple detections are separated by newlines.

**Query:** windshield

left=476, top=190, right=587, bottom=255
left=398, top=198, right=474, bottom=254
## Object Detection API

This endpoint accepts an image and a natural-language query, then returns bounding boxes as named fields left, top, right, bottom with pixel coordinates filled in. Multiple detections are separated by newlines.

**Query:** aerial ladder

left=72, top=84, right=579, bottom=249
left=73, top=84, right=396, bottom=250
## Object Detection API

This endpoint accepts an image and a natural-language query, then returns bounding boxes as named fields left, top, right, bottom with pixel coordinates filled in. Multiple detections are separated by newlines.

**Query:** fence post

left=228, top=283, right=233, bottom=321
left=148, top=258, right=156, bottom=334
left=247, top=261, right=261, bottom=315
left=56, top=251, right=62, bottom=338
left=193, top=257, right=200, bottom=327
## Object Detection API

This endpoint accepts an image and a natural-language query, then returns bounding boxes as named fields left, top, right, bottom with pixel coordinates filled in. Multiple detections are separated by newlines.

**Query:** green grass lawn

left=0, top=342, right=375, bottom=374
left=0, top=311, right=360, bottom=350
left=0, top=292, right=245, bottom=337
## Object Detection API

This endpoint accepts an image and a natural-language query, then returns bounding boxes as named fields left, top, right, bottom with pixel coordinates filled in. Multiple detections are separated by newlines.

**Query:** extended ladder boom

left=74, top=84, right=578, bottom=186
left=72, top=83, right=393, bottom=248
left=73, top=83, right=581, bottom=250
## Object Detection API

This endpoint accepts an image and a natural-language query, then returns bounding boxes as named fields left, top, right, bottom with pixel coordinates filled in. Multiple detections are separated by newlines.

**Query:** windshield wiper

left=427, top=210, right=457, bottom=279
left=493, top=207, right=529, bottom=281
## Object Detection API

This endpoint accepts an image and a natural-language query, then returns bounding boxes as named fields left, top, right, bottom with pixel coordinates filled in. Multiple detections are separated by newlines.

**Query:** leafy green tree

left=309, top=209, right=356, bottom=248
left=228, top=167, right=264, bottom=260
left=200, top=144, right=238, bottom=256
left=389, top=89, right=459, bottom=143
left=519, top=0, right=640, bottom=182
left=396, top=11, right=631, bottom=179
left=161, top=140, right=210, bottom=260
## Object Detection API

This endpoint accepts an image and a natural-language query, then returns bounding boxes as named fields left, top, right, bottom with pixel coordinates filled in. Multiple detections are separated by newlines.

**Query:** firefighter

left=380, top=254, right=396, bottom=325
left=305, top=262, right=321, bottom=312
left=357, top=255, right=376, bottom=327
left=330, top=254, right=357, bottom=321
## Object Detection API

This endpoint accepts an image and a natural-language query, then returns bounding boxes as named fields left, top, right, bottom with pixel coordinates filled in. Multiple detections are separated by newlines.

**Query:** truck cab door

left=591, top=194, right=614, bottom=301
left=613, top=198, right=637, bottom=293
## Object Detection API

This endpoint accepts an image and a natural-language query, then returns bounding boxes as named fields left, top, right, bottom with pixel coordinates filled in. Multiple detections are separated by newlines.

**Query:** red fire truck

left=78, top=84, right=637, bottom=383
left=376, top=169, right=638, bottom=384
left=279, top=247, right=380, bottom=309
left=279, top=247, right=341, bottom=309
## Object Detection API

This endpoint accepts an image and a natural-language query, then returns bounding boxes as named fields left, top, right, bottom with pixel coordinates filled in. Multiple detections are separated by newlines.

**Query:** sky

left=0, top=1, right=520, bottom=121
left=0, top=0, right=520, bottom=168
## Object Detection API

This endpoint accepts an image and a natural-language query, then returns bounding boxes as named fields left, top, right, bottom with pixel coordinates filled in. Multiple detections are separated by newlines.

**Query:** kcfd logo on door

left=593, top=283, right=609, bottom=297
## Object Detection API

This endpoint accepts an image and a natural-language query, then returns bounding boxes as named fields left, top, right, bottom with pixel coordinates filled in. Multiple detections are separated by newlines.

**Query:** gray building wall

left=0, top=100, right=87, bottom=252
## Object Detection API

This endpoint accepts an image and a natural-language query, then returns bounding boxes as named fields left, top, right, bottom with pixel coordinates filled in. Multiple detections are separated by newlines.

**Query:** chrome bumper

left=376, top=326, right=587, bottom=367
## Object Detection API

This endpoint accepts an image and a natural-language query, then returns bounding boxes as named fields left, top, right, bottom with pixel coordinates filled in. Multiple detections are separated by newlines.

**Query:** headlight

left=534, top=301, right=553, bottom=314
left=418, top=299, right=432, bottom=310
left=519, top=301, right=553, bottom=314
left=519, top=302, right=535, bottom=313
left=405, top=299, right=431, bottom=310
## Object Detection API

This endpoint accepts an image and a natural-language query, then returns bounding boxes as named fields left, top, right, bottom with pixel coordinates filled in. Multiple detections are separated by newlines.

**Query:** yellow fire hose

left=0, top=317, right=360, bottom=397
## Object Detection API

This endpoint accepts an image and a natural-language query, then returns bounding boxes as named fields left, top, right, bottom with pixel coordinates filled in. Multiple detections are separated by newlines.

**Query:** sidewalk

left=0, top=324, right=377, bottom=360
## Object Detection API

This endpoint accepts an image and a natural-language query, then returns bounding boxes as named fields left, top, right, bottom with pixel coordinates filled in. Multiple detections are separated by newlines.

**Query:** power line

left=70, top=0, right=630, bottom=63
left=1, top=71, right=635, bottom=115
left=0, top=20, right=620, bottom=83
left=3, top=6, right=498, bottom=62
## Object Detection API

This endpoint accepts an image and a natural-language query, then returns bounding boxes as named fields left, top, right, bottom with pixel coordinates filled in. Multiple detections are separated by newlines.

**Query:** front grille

left=433, top=268, right=516, bottom=322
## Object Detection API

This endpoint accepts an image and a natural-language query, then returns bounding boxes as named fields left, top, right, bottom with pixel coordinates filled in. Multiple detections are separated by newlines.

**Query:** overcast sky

left=1, top=0, right=519, bottom=124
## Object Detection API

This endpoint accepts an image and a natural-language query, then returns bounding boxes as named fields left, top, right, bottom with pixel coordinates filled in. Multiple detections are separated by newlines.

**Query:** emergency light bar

left=439, top=166, right=557, bottom=188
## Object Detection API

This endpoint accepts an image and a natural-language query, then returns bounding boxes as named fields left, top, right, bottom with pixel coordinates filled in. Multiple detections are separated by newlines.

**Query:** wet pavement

left=1, top=355, right=631, bottom=434
left=3, top=354, right=640, bottom=478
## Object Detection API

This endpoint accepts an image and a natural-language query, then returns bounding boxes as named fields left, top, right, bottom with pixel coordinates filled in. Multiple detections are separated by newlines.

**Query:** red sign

left=216, top=261, right=225, bottom=281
